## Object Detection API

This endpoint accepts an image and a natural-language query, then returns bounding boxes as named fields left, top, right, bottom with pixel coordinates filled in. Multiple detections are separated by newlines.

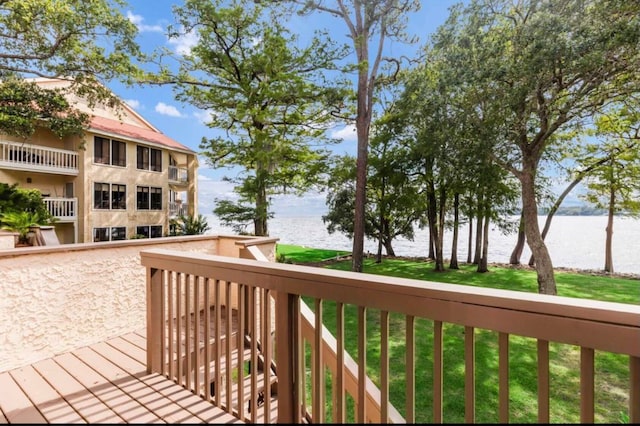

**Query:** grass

left=276, top=243, right=639, bottom=423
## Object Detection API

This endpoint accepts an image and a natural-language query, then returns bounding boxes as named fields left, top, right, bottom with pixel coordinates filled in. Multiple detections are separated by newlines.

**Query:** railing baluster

left=380, top=310, right=389, bottom=423
left=204, top=277, right=211, bottom=400
left=580, top=347, right=595, bottom=423
left=499, top=332, right=510, bottom=423
left=631, top=356, right=640, bottom=423
left=406, top=315, right=415, bottom=423
left=434, top=320, right=443, bottom=423
left=538, top=339, right=550, bottom=423
left=214, top=279, right=222, bottom=407
left=357, top=306, right=367, bottom=423
left=193, top=276, right=201, bottom=396
left=168, top=272, right=175, bottom=380
left=336, top=302, right=345, bottom=423
left=176, top=273, right=183, bottom=384
left=249, top=286, right=258, bottom=423
left=237, top=283, right=245, bottom=419
left=185, top=274, right=192, bottom=392
left=264, top=288, right=272, bottom=422
left=465, top=326, right=475, bottom=423
left=225, top=280, right=233, bottom=412
left=313, top=298, right=324, bottom=423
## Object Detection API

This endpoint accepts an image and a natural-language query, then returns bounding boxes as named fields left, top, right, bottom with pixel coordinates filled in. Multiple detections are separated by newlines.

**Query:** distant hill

left=538, top=205, right=607, bottom=216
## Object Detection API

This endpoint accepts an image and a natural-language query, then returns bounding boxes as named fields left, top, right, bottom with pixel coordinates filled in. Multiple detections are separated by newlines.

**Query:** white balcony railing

left=44, top=197, right=77, bottom=222
left=168, top=165, right=188, bottom=184
left=0, top=140, right=79, bottom=175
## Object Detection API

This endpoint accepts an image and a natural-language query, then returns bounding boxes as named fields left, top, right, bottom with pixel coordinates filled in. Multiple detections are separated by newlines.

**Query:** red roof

left=89, top=115, right=194, bottom=153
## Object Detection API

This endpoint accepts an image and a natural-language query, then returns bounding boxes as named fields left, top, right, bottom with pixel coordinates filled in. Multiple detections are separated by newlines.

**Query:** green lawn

left=276, top=243, right=639, bottom=423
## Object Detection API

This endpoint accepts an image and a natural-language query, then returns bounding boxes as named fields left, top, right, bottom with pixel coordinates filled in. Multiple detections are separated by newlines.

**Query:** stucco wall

left=0, top=235, right=220, bottom=372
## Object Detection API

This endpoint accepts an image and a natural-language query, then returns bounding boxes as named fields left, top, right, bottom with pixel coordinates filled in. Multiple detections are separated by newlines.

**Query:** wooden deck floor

left=0, top=330, right=245, bottom=424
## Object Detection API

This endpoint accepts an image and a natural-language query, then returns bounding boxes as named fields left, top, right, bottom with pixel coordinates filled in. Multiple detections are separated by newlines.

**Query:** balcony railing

left=168, top=165, right=188, bottom=184
left=43, top=197, right=77, bottom=222
left=141, top=248, right=640, bottom=424
left=168, top=201, right=188, bottom=217
left=0, top=140, right=78, bottom=175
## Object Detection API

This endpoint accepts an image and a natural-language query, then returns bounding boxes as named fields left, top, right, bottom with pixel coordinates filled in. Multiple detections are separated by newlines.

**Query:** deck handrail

left=141, top=248, right=640, bottom=424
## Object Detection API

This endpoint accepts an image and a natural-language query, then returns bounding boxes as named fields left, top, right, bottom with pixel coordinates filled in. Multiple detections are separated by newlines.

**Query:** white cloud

left=124, top=99, right=140, bottom=109
left=168, top=30, right=198, bottom=55
left=193, top=109, right=216, bottom=124
left=127, top=11, right=163, bottom=33
left=155, top=102, right=183, bottom=117
left=330, top=124, right=357, bottom=142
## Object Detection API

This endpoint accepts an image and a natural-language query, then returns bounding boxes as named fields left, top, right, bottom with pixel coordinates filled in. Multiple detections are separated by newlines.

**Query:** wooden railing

left=168, top=165, right=188, bottom=184
left=141, top=249, right=640, bottom=424
left=0, top=140, right=78, bottom=175
left=44, top=197, right=77, bottom=221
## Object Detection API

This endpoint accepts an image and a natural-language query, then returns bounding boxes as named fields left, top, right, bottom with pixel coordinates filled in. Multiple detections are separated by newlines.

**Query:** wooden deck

left=0, top=330, right=245, bottom=424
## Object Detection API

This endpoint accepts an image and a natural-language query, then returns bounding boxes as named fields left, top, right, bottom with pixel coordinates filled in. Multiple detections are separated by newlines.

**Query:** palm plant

left=0, top=211, right=52, bottom=244
left=170, top=214, right=210, bottom=236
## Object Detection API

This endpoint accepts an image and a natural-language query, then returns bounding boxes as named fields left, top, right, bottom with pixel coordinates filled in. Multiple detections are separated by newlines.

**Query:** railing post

left=276, top=290, right=301, bottom=423
left=147, top=266, right=164, bottom=374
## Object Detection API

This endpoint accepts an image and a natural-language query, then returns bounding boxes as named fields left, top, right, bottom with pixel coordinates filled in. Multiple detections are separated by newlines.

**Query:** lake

left=204, top=214, right=640, bottom=276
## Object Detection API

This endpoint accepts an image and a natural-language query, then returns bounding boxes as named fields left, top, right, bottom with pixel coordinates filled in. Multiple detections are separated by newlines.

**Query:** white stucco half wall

left=0, top=236, right=225, bottom=372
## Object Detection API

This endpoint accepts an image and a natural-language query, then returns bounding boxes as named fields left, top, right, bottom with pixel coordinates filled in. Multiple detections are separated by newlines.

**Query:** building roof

left=90, top=115, right=195, bottom=154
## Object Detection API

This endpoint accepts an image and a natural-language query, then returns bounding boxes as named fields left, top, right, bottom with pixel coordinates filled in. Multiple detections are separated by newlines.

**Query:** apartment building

left=0, top=78, right=198, bottom=244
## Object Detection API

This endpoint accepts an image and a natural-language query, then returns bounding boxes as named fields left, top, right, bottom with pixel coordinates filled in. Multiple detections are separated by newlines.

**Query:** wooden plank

left=99, top=337, right=242, bottom=424
left=88, top=341, right=201, bottom=423
left=32, top=358, right=124, bottom=424
left=54, top=352, right=162, bottom=424
left=0, top=371, right=47, bottom=423
left=8, top=365, right=85, bottom=424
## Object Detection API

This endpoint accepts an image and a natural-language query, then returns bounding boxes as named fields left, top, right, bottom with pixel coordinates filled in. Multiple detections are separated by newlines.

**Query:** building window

left=94, top=182, right=126, bottom=210
left=137, top=186, right=162, bottom=210
left=93, top=227, right=126, bottom=242
left=94, top=137, right=126, bottom=167
left=137, top=145, right=162, bottom=172
left=94, top=182, right=110, bottom=209
left=136, top=225, right=163, bottom=238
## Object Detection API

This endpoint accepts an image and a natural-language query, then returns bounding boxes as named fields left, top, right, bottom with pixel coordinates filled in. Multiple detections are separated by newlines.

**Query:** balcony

left=168, top=165, right=188, bottom=185
left=0, top=236, right=638, bottom=423
left=0, top=140, right=78, bottom=175
left=43, top=197, right=77, bottom=222
left=168, top=201, right=188, bottom=217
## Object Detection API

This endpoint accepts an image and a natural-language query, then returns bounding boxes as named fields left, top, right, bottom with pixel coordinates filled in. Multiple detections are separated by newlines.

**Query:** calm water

left=205, top=215, right=640, bottom=276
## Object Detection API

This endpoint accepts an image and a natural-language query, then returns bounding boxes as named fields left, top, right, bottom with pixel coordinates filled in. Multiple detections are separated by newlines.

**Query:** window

left=137, top=186, right=162, bottom=210
left=111, top=184, right=126, bottom=209
left=94, top=182, right=110, bottom=209
left=94, top=137, right=126, bottom=167
left=94, top=182, right=126, bottom=210
left=137, top=145, right=162, bottom=171
left=136, top=225, right=163, bottom=238
left=93, top=227, right=126, bottom=242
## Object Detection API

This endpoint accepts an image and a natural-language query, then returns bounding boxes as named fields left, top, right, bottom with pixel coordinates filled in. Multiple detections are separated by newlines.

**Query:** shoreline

left=305, top=254, right=640, bottom=281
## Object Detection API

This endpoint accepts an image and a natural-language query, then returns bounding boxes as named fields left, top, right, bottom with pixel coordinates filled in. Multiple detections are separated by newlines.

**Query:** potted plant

left=0, top=211, right=52, bottom=246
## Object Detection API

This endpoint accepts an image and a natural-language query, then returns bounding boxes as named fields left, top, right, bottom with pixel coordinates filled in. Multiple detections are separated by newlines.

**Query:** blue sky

left=109, top=0, right=581, bottom=215
left=105, top=0, right=466, bottom=214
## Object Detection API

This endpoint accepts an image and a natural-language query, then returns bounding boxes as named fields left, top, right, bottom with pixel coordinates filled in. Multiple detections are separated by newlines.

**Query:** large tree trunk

left=450, top=193, right=460, bottom=269
left=510, top=211, right=525, bottom=264
left=467, top=215, right=473, bottom=264
left=473, top=194, right=483, bottom=265
left=604, top=185, right=615, bottom=273
left=351, top=120, right=368, bottom=272
left=254, top=170, right=269, bottom=236
left=477, top=209, right=490, bottom=273
left=427, top=182, right=445, bottom=272
left=521, top=163, right=557, bottom=295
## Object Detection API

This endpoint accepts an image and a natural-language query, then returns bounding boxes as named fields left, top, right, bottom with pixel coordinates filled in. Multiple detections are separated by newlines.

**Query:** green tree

left=0, top=0, right=143, bottom=107
left=436, top=0, right=640, bottom=294
left=287, top=0, right=421, bottom=273
left=0, top=183, right=52, bottom=220
left=162, top=0, right=350, bottom=236
left=0, top=76, right=89, bottom=139
left=581, top=108, right=640, bottom=273
left=170, top=214, right=211, bottom=236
